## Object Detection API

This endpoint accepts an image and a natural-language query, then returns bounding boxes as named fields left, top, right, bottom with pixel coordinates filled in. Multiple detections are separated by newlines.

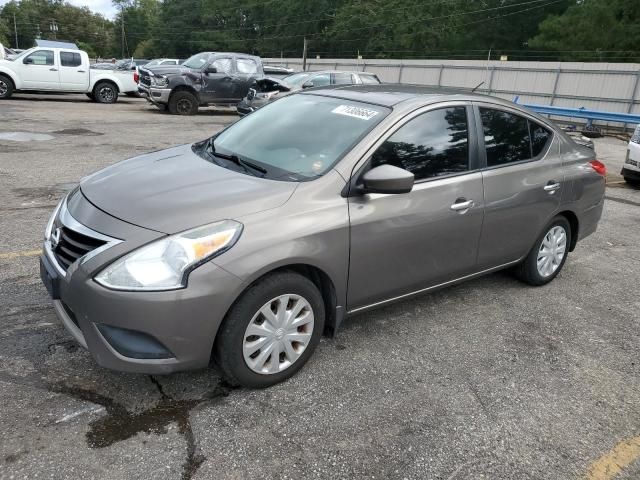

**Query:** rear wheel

left=168, top=91, right=198, bottom=115
left=623, top=176, right=640, bottom=187
left=93, top=82, right=118, bottom=104
left=214, top=272, right=325, bottom=388
left=515, top=216, right=571, bottom=286
left=0, top=75, right=14, bottom=99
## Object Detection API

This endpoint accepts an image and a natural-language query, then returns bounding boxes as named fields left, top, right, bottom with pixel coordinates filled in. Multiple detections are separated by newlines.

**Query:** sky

left=0, top=0, right=118, bottom=19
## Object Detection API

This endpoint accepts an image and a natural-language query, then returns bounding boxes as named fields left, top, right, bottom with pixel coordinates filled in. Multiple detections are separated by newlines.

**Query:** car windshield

left=182, top=53, right=209, bottom=69
left=204, top=94, right=390, bottom=181
left=283, top=72, right=312, bottom=86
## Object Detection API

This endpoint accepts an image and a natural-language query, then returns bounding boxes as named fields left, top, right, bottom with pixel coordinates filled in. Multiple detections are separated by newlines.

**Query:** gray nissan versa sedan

left=40, top=85, right=606, bottom=388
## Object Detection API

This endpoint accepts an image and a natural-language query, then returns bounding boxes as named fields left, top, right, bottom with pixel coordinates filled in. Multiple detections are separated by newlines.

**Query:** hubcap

left=177, top=99, right=192, bottom=113
left=99, top=86, right=114, bottom=102
left=0, top=80, right=7, bottom=96
left=537, top=225, right=567, bottom=278
left=243, top=294, right=314, bottom=375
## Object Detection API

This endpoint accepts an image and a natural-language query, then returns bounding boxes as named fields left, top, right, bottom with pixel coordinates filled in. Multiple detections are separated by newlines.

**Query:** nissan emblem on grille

left=51, top=227, right=62, bottom=250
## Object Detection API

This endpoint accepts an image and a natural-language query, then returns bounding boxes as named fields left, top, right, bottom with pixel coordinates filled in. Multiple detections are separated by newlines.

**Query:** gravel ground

left=0, top=93, right=638, bottom=480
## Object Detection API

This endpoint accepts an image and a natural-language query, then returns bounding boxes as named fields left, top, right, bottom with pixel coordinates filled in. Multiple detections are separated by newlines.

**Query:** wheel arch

left=556, top=209, right=579, bottom=251
left=93, top=79, right=120, bottom=93
left=170, top=84, right=199, bottom=102
left=0, top=70, right=17, bottom=89
left=218, top=262, right=342, bottom=345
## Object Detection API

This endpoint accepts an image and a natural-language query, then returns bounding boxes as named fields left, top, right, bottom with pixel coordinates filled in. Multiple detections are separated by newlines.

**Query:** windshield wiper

left=207, top=140, right=267, bottom=176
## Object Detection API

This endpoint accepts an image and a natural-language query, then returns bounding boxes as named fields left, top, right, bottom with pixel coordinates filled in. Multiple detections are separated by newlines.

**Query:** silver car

left=237, top=70, right=381, bottom=116
left=40, top=85, right=605, bottom=388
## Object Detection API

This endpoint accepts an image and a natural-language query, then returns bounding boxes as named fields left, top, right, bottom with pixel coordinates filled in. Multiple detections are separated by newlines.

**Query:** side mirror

left=24, top=57, right=33, bottom=64
left=301, top=81, right=313, bottom=89
left=359, top=164, right=414, bottom=194
left=205, top=66, right=217, bottom=74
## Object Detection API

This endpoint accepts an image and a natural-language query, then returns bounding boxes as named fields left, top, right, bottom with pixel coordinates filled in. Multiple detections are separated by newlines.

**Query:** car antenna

left=472, top=81, right=484, bottom=93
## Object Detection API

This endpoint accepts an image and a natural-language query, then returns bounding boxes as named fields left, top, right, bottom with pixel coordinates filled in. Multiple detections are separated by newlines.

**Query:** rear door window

left=480, top=108, right=532, bottom=167
left=237, top=58, right=258, bottom=74
left=212, top=57, right=233, bottom=74
left=480, top=108, right=553, bottom=166
left=332, top=72, right=356, bottom=85
left=370, top=106, right=470, bottom=181
left=60, top=52, right=82, bottom=67
left=530, top=121, right=552, bottom=157
left=360, top=74, right=381, bottom=84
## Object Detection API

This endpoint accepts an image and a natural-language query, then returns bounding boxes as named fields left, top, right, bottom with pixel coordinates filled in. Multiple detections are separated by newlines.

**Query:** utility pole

left=302, top=37, right=308, bottom=72
left=13, top=13, right=18, bottom=49
left=121, top=5, right=125, bottom=58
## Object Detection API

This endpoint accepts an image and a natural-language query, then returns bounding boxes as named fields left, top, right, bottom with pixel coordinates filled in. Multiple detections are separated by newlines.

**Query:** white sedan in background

left=622, top=124, right=640, bottom=185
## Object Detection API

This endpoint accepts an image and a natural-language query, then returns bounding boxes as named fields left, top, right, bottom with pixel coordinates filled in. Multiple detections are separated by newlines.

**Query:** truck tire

left=93, top=82, right=118, bottom=104
left=168, top=91, right=198, bottom=115
left=86, top=92, right=95, bottom=101
left=0, top=75, right=14, bottom=99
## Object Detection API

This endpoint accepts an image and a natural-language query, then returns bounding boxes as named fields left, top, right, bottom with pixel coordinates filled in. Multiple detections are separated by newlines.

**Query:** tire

left=168, top=91, right=198, bottom=115
left=515, top=216, right=572, bottom=286
left=214, top=272, right=325, bottom=388
left=0, top=74, right=14, bottom=99
left=623, top=176, right=640, bottom=187
left=93, top=81, right=118, bottom=104
left=86, top=92, right=95, bottom=101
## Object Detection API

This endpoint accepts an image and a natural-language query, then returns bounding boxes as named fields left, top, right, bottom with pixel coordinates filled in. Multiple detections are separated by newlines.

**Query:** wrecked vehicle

left=236, top=70, right=381, bottom=116
left=138, top=51, right=264, bottom=115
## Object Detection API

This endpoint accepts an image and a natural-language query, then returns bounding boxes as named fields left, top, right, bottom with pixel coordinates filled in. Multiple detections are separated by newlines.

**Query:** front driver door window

left=203, top=57, right=235, bottom=102
left=347, top=105, right=485, bottom=310
left=21, top=50, right=60, bottom=89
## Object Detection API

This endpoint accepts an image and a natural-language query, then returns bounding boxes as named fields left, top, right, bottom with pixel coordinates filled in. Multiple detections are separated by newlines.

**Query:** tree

left=530, top=0, right=640, bottom=62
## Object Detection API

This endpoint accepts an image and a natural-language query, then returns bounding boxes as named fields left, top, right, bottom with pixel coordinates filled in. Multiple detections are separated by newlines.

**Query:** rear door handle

left=544, top=181, right=561, bottom=193
left=450, top=199, right=475, bottom=212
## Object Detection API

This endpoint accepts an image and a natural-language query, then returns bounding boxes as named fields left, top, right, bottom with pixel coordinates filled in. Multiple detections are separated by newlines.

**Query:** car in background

left=138, top=51, right=264, bottom=115
left=40, top=85, right=605, bottom=387
left=622, top=124, right=640, bottom=185
left=237, top=70, right=381, bottom=116
left=0, top=46, right=138, bottom=102
left=144, top=58, right=182, bottom=68
left=263, top=65, right=295, bottom=78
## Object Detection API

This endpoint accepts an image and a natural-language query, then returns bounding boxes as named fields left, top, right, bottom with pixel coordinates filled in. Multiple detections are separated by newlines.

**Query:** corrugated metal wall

left=264, top=58, right=640, bottom=130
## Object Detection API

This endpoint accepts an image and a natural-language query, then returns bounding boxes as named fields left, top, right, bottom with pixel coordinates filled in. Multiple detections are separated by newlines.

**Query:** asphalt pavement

left=0, top=93, right=638, bottom=480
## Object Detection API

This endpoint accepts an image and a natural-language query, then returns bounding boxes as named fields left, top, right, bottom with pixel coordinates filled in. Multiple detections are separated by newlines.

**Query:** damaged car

left=237, top=70, right=381, bottom=116
left=139, top=51, right=264, bottom=115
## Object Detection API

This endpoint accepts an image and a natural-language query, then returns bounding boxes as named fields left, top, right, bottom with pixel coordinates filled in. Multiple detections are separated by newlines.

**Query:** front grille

left=51, top=219, right=106, bottom=271
left=139, top=68, right=152, bottom=87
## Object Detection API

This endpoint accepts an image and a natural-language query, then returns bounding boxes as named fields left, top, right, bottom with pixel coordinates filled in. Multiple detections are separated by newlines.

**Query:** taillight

left=134, top=72, right=139, bottom=83
left=589, top=160, right=606, bottom=176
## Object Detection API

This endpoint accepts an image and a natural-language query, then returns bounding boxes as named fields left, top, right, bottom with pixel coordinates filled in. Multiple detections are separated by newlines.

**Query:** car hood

left=146, top=64, right=187, bottom=76
left=80, top=144, right=297, bottom=234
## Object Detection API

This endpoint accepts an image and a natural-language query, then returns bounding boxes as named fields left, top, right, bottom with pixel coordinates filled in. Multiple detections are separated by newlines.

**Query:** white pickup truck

left=0, top=46, right=138, bottom=103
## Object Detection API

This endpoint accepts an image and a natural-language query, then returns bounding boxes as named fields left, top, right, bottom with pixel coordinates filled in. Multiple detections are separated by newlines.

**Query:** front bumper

left=236, top=100, right=255, bottom=117
left=41, top=192, right=245, bottom=374
left=139, top=84, right=171, bottom=105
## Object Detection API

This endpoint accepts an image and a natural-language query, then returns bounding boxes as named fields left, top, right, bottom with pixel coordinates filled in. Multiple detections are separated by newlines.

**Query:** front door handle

left=77, top=70, right=86, bottom=73
left=544, top=181, right=561, bottom=193
left=450, top=199, right=475, bottom=212
left=49, top=68, right=58, bottom=71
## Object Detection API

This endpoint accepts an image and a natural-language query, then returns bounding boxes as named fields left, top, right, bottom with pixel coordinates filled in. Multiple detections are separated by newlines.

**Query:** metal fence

left=264, top=57, right=640, bottom=131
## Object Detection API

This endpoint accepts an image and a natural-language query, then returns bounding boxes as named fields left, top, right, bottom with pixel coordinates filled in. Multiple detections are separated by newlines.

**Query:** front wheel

left=0, top=74, right=14, bottom=99
left=515, top=216, right=571, bottom=286
left=168, top=91, right=198, bottom=115
left=214, top=272, right=325, bottom=388
left=93, top=82, right=118, bottom=104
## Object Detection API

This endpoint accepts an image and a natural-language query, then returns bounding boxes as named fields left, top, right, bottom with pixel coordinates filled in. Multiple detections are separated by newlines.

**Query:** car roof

left=302, top=83, right=520, bottom=109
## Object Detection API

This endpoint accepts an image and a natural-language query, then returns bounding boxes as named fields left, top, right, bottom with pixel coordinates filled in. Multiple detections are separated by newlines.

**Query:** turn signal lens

left=589, top=160, right=606, bottom=176
left=133, top=72, right=139, bottom=83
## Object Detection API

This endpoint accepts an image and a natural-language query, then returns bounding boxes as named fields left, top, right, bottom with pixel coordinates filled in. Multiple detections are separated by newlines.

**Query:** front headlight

left=151, top=75, right=169, bottom=87
left=95, top=220, right=242, bottom=291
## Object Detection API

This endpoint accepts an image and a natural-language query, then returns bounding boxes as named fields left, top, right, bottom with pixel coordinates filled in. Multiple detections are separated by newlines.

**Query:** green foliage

left=0, top=0, right=638, bottom=62
left=530, top=0, right=640, bottom=61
